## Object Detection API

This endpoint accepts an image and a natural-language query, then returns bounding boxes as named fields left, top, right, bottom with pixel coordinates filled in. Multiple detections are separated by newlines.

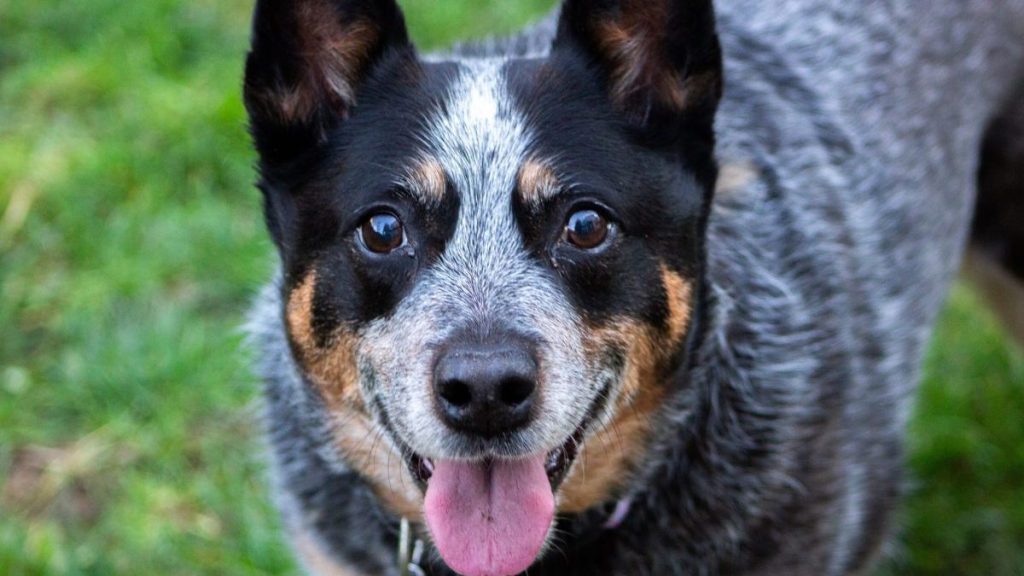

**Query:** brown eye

left=565, top=209, right=610, bottom=250
left=359, top=212, right=405, bottom=254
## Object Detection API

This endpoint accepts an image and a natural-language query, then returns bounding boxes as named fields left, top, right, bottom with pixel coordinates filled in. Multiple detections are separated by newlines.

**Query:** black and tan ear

left=243, top=0, right=412, bottom=162
left=553, top=0, right=722, bottom=139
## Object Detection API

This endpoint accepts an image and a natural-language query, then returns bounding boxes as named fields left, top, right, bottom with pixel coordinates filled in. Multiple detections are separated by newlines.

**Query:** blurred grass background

left=0, top=0, right=1021, bottom=574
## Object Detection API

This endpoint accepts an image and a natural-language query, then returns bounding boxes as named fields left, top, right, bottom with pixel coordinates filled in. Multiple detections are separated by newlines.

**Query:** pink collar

left=602, top=497, right=634, bottom=529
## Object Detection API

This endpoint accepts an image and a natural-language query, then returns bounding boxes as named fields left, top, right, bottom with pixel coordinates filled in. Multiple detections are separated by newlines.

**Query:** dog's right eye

left=564, top=208, right=611, bottom=250
left=358, top=212, right=406, bottom=254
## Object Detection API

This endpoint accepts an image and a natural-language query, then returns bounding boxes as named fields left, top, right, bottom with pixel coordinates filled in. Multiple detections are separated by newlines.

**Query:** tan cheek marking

left=286, top=272, right=422, bottom=520
left=517, top=157, right=561, bottom=206
left=404, top=157, right=448, bottom=204
left=661, top=266, right=694, bottom=346
left=287, top=272, right=362, bottom=409
left=560, top=271, right=694, bottom=513
left=560, top=321, right=665, bottom=512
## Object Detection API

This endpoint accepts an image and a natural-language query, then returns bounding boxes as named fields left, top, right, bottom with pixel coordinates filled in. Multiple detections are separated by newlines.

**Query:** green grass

left=0, top=1, right=1021, bottom=574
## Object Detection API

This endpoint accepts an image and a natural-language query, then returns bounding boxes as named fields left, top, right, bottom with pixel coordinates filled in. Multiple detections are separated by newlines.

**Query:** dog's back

left=696, top=2, right=1024, bottom=572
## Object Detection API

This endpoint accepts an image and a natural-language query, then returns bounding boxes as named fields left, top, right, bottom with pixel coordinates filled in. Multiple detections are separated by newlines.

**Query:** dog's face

left=245, top=1, right=720, bottom=574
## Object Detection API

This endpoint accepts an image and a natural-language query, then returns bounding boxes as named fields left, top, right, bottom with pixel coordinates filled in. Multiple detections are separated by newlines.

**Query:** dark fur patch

left=972, top=82, right=1024, bottom=280
left=968, top=83, right=1024, bottom=345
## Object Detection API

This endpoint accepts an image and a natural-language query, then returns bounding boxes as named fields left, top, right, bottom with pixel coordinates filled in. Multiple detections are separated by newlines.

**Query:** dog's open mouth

left=404, top=424, right=584, bottom=491
left=401, top=425, right=586, bottom=576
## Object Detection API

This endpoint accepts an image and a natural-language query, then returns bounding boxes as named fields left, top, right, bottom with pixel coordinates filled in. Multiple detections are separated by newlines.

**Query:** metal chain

left=398, top=517, right=426, bottom=576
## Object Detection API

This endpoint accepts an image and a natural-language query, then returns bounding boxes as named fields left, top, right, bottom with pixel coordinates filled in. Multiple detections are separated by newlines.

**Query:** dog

left=242, top=0, right=1024, bottom=574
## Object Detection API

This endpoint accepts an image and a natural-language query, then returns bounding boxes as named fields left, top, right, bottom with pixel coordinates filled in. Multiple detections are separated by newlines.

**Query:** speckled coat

left=245, top=1, right=1024, bottom=575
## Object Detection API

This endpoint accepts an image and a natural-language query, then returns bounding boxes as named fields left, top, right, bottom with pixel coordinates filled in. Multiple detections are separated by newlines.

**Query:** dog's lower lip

left=544, top=427, right=584, bottom=489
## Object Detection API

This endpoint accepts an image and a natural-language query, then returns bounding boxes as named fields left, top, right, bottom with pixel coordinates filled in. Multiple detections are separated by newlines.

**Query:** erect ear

left=553, top=0, right=722, bottom=142
left=243, top=0, right=413, bottom=163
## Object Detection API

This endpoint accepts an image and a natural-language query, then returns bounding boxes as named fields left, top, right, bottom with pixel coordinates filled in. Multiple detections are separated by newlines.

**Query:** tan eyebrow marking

left=401, top=156, right=448, bottom=204
left=517, top=157, right=562, bottom=206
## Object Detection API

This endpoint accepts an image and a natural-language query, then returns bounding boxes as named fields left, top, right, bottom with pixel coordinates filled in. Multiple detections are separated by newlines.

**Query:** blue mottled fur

left=248, top=1, right=1024, bottom=574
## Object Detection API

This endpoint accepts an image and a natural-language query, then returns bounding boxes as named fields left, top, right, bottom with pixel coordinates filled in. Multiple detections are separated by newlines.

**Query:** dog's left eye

left=358, top=212, right=406, bottom=254
left=564, top=209, right=611, bottom=250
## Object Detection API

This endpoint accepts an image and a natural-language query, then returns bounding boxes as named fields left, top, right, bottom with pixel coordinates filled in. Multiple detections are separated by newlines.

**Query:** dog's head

left=244, top=1, right=720, bottom=574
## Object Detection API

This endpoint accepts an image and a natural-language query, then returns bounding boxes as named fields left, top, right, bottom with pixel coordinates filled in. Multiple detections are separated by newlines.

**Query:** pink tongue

left=424, top=456, right=554, bottom=576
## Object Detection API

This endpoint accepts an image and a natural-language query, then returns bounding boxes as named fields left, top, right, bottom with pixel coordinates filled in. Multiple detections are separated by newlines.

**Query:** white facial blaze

left=465, top=71, right=500, bottom=123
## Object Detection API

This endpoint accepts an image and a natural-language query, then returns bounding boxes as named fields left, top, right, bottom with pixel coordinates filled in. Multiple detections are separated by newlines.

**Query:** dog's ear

left=553, top=0, right=722, bottom=144
left=243, top=0, right=412, bottom=163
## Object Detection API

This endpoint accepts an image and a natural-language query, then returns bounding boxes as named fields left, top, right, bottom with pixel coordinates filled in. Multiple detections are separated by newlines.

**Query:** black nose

left=433, top=339, right=539, bottom=438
